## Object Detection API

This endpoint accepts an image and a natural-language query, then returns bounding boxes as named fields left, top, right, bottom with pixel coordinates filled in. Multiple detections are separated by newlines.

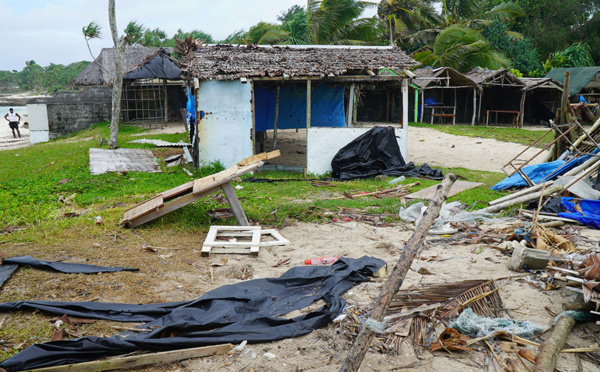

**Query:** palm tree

left=307, top=0, right=383, bottom=44
left=377, top=0, right=437, bottom=46
left=412, top=24, right=510, bottom=71
left=82, top=21, right=102, bottom=59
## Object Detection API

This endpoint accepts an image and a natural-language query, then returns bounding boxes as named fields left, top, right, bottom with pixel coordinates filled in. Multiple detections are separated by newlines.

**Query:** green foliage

left=82, top=21, right=102, bottom=40
left=0, top=61, right=90, bottom=93
left=308, top=0, right=383, bottom=44
left=413, top=25, right=510, bottom=72
left=541, top=43, right=595, bottom=74
left=483, top=21, right=540, bottom=75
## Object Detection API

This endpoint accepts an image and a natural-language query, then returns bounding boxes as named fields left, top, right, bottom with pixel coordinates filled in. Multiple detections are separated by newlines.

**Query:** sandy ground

left=407, top=126, right=547, bottom=172
left=4, top=123, right=599, bottom=371
left=0, top=117, right=29, bottom=150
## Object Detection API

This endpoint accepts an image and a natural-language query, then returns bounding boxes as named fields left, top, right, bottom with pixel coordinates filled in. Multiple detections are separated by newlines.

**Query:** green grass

left=409, top=122, right=552, bottom=147
left=0, top=122, right=513, bottom=244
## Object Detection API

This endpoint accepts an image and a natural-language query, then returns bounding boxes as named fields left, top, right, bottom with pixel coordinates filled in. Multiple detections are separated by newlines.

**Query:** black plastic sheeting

left=0, top=256, right=384, bottom=371
left=0, top=256, right=138, bottom=289
left=123, top=48, right=180, bottom=80
left=2, top=256, right=138, bottom=274
left=331, top=126, right=443, bottom=181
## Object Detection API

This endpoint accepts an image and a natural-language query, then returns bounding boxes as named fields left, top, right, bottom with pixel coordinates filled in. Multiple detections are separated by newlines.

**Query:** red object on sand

left=304, top=256, right=340, bottom=265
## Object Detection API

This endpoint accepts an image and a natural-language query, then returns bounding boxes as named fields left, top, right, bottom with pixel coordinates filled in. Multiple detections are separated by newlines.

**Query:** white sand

left=408, top=126, right=547, bottom=173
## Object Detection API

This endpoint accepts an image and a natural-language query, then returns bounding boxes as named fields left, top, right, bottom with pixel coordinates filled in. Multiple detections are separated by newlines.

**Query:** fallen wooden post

left=339, top=173, right=457, bottom=372
left=23, top=343, right=233, bottom=372
left=480, top=185, right=563, bottom=214
left=534, top=315, right=576, bottom=372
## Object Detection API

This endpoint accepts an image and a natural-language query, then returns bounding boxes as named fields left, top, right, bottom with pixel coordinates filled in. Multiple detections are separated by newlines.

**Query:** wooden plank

left=127, top=188, right=214, bottom=228
left=237, top=150, right=281, bottom=166
left=120, top=195, right=164, bottom=225
left=192, top=162, right=262, bottom=195
left=161, top=180, right=195, bottom=201
left=193, top=167, right=240, bottom=194
left=201, top=226, right=220, bottom=255
left=221, top=182, right=250, bottom=226
left=24, top=343, right=233, bottom=372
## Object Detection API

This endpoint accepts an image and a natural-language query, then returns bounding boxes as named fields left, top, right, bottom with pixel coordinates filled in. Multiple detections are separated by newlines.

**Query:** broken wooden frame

left=119, top=150, right=280, bottom=228
left=201, top=226, right=289, bottom=256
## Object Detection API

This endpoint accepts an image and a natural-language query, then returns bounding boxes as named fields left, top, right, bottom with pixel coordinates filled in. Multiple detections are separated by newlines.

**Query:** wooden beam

left=237, top=149, right=281, bottom=166
left=339, top=174, right=458, bottom=372
left=23, top=344, right=233, bottom=372
left=273, top=85, right=280, bottom=149
left=401, top=78, right=408, bottom=128
left=221, top=181, right=250, bottom=226
left=471, top=87, right=476, bottom=126
left=347, top=83, right=355, bottom=127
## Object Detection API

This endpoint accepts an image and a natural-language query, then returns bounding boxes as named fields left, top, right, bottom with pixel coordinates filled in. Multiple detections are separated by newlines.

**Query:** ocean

left=0, top=106, right=27, bottom=118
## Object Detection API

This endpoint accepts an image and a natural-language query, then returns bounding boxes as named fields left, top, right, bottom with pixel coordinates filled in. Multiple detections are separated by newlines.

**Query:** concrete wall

left=306, top=127, right=407, bottom=175
left=26, top=87, right=111, bottom=143
left=197, top=80, right=253, bottom=168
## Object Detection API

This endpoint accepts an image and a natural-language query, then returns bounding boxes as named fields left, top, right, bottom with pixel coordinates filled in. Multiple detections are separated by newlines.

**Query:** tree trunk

left=339, top=173, right=458, bottom=372
left=108, top=0, right=123, bottom=149
left=534, top=315, right=576, bottom=372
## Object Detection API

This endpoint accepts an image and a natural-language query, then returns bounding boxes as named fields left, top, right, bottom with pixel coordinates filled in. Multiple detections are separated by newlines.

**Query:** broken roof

left=73, top=47, right=178, bottom=86
left=545, top=67, right=600, bottom=97
left=412, top=67, right=481, bottom=91
left=180, top=44, right=417, bottom=81
left=519, top=77, right=563, bottom=92
left=464, top=67, right=523, bottom=87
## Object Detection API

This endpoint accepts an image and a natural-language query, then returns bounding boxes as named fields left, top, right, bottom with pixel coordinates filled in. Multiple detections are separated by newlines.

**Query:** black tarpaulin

left=123, top=49, right=180, bottom=80
left=2, top=256, right=138, bottom=274
left=0, top=256, right=384, bottom=371
left=331, top=126, right=443, bottom=181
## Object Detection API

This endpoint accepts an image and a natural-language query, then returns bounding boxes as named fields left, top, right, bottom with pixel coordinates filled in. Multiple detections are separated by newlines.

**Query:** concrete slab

left=89, top=148, right=161, bottom=175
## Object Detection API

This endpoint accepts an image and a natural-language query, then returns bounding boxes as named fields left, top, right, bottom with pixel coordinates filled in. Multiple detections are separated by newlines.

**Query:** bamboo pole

left=339, top=173, right=457, bottom=372
left=480, top=185, right=563, bottom=214
left=488, top=181, right=552, bottom=206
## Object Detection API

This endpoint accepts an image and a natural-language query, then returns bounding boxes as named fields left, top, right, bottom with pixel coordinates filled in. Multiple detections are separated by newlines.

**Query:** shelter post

left=412, top=85, right=419, bottom=123
left=519, top=91, right=526, bottom=128
left=471, top=87, right=476, bottom=126
left=347, top=83, right=355, bottom=127
left=273, top=86, right=280, bottom=149
left=163, top=80, right=168, bottom=123
left=402, top=78, right=408, bottom=128
left=420, top=89, right=425, bottom=123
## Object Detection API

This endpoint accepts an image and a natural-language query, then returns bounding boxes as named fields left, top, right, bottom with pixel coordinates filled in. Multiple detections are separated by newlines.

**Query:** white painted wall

left=306, top=127, right=406, bottom=175
left=26, top=103, right=49, bottom=144
left=197, top=80, right=253, bottom=168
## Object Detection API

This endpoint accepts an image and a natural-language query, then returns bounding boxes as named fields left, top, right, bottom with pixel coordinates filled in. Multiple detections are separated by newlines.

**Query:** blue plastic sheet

left=255, top=84, right=345, bottom=130
left=491, top=154, right=592, bottom=190
left=559, top=197, right=600, bottom=229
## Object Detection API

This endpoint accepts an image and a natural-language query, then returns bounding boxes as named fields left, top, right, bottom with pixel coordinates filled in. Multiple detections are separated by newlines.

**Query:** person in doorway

left=4, top=108, right=21, bottom=138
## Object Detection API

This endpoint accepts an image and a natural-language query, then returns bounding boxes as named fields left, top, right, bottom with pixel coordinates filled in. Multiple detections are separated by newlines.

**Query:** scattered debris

left=201, top=226, right=289, bottom=256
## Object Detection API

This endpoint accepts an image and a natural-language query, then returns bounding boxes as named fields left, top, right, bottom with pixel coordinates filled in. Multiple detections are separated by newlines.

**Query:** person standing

left=4, top=108, right=21, bottom=138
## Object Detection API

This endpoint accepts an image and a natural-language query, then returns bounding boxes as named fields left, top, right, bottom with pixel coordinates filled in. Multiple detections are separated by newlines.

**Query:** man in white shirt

left=4, top=108, right=21, bottom=138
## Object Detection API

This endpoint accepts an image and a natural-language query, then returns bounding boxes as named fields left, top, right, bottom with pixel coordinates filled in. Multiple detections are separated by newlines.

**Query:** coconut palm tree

left=412, top=24, right=510, bottom=71
left=307, top=0, right=383, bottom=44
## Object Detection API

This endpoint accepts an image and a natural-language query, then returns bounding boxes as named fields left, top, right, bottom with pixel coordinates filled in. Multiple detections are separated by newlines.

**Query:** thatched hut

left=519, top=77, right=563, bottom=126
left=411, top=67, right=481, bottom=125
left=73, top=47, right=184, bottom=125
left=179, top=44, right=417, bottom=172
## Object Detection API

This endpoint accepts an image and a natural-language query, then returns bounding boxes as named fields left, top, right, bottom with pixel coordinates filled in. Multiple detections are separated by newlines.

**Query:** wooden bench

left=119, top=150, right=280, bottom=228
left=426, top=106, right=456, bottom=125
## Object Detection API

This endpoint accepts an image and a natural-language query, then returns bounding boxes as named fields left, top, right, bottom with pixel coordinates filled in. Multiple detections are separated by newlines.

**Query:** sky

left=0, top=0, right=378, bottom=72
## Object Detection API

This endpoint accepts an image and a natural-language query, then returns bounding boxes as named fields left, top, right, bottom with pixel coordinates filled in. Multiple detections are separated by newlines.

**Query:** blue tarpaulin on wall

left=255, top=84, right=345, bottom=131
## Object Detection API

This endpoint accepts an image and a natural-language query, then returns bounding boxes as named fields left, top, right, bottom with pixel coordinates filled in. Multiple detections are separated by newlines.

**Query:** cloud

left=0, top=0, right=376, bottom=71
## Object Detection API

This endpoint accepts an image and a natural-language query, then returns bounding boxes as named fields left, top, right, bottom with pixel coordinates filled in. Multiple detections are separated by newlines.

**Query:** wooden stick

left=480, top=185, right=563, bottom=214
left=339, top=173, right=457, bottom=372
left=489, top=182, right=550, bottom=206
left=534, top=315, right=576, bottom=372
left=24, top=343, right=233, bottom=372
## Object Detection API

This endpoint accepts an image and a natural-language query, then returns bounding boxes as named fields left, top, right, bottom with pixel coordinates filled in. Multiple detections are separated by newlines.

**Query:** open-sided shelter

left=179, top=44, right=417, bottom=173
left=411, top=67, right=481, bottom=125
left=519, top=77, right=563, bottom=126
left=465, top=68, right=525, bottom=126
left=73, top=47, right=185, bottom=126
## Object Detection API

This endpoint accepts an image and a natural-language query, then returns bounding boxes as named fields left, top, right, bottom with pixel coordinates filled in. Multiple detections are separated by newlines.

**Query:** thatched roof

left=412, top=67, right=481, bottom=91
left=180, top=44, right=417, bottom=81
left=464, top=67, right=523, bottom=87
left=520, top=77, right=562, bottom=91
left=73, top=47, right=176, bottom=86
